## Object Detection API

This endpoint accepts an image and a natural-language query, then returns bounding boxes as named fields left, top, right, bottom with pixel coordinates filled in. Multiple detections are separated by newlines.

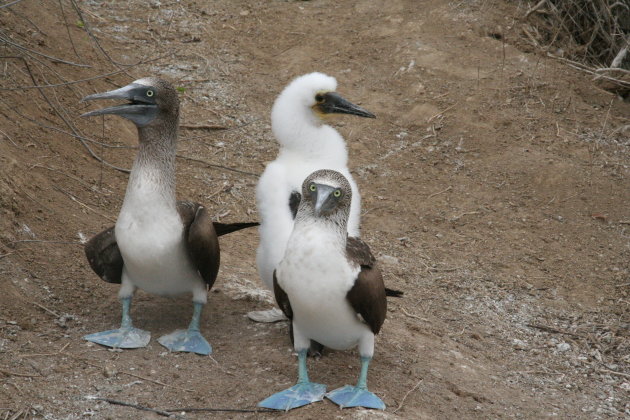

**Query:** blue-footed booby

left=251, top=72, right=375, bottom=323
left=259, top=169, right=387, bottom=411
left=80, top=77, right=257, bottom=355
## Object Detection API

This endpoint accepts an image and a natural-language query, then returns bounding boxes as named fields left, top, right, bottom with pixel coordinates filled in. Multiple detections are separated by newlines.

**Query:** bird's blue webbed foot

left=84, top=327, right=150, bottom=349
left=259, top=381, right=326, bottom=411
left=259, top=349, right=326, bottom=410
left=157, top=329, right=211, bottom=355
left=326, top=385, right=385, bottom=410
left=84, top=297, right=150, bottom=349
left=157, top=302, right=212, bottom=355
left=325, top=356, right=385, bottom=410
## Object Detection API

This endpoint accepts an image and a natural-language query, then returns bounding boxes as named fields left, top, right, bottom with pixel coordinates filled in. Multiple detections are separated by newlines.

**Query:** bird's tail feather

left=213, top=221, right=259, bottom=237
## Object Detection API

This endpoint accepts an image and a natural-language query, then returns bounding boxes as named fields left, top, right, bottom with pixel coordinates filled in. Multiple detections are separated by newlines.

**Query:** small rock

left=379, top=255, right=399, bottom=265
left=556, top=342, right=571, bottom=352
left=104, top=364, right=117, bottom=378
left=512, top=339, right=527, bottom=350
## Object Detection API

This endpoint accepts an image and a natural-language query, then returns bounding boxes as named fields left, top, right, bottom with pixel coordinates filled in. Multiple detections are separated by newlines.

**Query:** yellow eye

left=309, top=184, right=317, bottom=192
left=333, top=189, right=341, bottom=198
left=146, top=90, right=154, bottom=97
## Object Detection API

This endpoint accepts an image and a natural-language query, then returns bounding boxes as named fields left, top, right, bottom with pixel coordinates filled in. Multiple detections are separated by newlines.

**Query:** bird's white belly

left=115, top=205, right=203, bottom=297
left=278, top=226, right=370, bottom=351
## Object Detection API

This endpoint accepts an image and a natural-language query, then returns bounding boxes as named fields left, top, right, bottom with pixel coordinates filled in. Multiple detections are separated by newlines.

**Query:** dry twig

left=393, top=378, right=424, bottom=413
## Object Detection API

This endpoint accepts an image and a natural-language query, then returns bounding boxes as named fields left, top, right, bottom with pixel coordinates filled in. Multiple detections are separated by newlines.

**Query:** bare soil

left=1, top=1, right=629, bottom=419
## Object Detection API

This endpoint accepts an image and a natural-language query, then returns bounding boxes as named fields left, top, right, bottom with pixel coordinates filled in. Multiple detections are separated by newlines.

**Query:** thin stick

left=599, top=369, right=630, bottom=379
left=180, top=124, right=228, bottom=130
left=393, top=378, right=423, bottom=413
left=0, top=369, right=39, bottom=378
left=526, top=323, right=584, bottom=339
left=57, top=0, right=81, bottom=60
left=166, top=407, right=277, bottom=414
left=52, top=185, right=116, bottom=222
left=85, top=397, right=180, bottom=419
left=0, top=0, right=24, bottom=9
left=31, top=301, right=61, bottom=318
left=0, top=33, right=89, bottom=67
left=427, top=103, right=458, bottom=123
left=427, top=186, right=452, bottom=198
left=0, top=128, right=18, bottom=147
left=0, top=253, right=13, bottom=259
left=525, top=0, right=547, bottom=18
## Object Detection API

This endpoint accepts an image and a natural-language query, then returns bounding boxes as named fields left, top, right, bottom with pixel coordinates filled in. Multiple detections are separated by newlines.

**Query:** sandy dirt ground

left=0, top=0, right=629, bottom=419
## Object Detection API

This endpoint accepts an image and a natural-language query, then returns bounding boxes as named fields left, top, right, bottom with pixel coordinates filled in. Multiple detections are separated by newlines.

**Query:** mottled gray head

left=298, top=169, right=352, bottom=227
left=81, top=77, right=179, bottom=128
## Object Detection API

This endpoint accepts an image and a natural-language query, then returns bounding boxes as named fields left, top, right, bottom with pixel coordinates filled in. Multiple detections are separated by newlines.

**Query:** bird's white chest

left=115, top=188, right=201, bottom=295
left=277, top=225, right=367, bottom=350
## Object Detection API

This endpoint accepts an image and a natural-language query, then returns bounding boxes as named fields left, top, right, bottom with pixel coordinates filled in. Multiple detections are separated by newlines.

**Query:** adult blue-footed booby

left=259, top=169, right=387, bottom=411
left=80, top=77, right=257, bottom=355
left=251, top=72, right=375, bottom=323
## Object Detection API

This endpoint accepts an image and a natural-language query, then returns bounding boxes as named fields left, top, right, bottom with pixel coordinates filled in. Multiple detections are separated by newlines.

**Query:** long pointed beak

left=81, top=83, right=140, bottom=103
left=313, top=185, right=336, bottom=217
left=319, top=92, right=375, bottom=118
left=79, top=82, right=157, bottom=126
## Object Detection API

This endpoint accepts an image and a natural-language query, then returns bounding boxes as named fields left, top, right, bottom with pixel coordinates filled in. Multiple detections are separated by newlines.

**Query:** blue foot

left=259, top=382, right=327, bottom=411
left=157, top=329, right=212, bottom=355
left=326, top=385, right=386, bottom=410
left=84, top=327, right=150, bottom=349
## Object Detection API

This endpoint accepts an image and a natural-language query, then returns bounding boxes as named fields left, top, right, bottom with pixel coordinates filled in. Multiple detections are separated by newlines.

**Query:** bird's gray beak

left=313, top=184, right=337, bottom=217
left=317, top=92, right=375, bottom=118
left=80, top=83, right=157, bottom=127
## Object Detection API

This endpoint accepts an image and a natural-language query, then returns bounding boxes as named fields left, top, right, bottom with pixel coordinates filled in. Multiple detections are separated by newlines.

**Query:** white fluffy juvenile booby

left=259, top=169, right=387, bottom=411
left=80, top=77, right=257, bottom=355
left=252, top=72, right=375, bottom=323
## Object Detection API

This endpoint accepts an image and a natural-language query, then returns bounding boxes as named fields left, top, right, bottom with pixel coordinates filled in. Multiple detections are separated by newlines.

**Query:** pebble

left=556, top=342, right=571, bottom=352
left=103, top=364, right=117, bottom=378
left=513, top=339, right=527, bottom=350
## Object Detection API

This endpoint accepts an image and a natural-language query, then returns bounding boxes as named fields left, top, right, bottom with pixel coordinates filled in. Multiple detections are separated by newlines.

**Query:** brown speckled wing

left=177, top=201, right=220, bottom=288
left=345, top=237, right=386, bottom=335
left=84, top=226, right=123, bottom=284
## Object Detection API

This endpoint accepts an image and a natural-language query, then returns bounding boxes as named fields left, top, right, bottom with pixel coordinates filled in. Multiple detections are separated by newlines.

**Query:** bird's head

left=299, top=169, right=353, bottom=222
left=273, top=72, right=375, bottom=126
left=80, top=77, right=179, bottom=128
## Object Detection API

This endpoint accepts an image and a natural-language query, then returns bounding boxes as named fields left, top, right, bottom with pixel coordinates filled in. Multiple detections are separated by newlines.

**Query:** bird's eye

left=146, top=90, right=154, bottom=97
left=315, top=94, right=324, bottom=103
left=333, top=189, right=341, bottom=198
left=309, top=184, right=317, bottom=192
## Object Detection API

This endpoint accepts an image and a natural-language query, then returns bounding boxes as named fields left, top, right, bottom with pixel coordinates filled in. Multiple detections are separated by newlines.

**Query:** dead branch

left=165, top=407, right=277, bottom=414
left=0, top=32, right=89, bottom=68
left=30, top=301, right=61, bottom=318
left=526, top=323, right=585, bottom=339
left=0, top=0, right=25, bottom=9
left=427, top=186, right=452, bottom=198
left=52, top=185, right=116, bottom=222
left=85, top=397, right=180, bottom=419
left=0, top=369, right=39, bottom=378
left=525, top=0, right=548, bottom=18
left=180, top=124, right=228, bottom=130
left=393, top=377, right=424, bottom=413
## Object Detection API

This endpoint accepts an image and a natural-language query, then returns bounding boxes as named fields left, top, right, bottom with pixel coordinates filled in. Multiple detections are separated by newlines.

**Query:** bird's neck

left=125, top=122, right=178, bottom=206
left=274, top=116, right=349, bottom=163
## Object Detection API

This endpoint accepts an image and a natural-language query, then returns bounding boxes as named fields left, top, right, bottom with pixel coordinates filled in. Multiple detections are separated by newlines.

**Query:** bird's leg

left=158, top=301, right=212, bottom=355
left=325, top=356, right=386, bottom=410
left=258, top=349, right=327, bottom=410
left=83, top=297, right=151, bottom=349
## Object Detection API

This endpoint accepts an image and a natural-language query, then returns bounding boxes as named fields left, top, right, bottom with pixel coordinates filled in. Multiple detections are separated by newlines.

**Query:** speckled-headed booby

left=259, top=169, right=387, bottom=411
left=80, top=77, right=257, bottom=355
left=251, top=72, right=375, bottom=323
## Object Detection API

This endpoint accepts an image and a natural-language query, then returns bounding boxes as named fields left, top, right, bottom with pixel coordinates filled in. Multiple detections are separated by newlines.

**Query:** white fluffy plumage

left=256, top=72, right=363, bottom=291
